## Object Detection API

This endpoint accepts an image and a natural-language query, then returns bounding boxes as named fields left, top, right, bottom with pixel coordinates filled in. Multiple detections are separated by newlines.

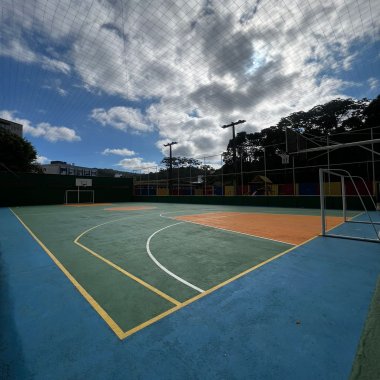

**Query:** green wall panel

left=0, top=173, right=133, bottom=206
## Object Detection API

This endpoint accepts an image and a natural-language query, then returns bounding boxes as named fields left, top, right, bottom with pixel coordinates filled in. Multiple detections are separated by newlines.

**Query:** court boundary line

left=10, top=205, right=354, bottom=340
left=119, top=233, right=320, bottom=339
left=118, top=208, right=356, bottom=338
left=9, top=208, right=126, bottom=339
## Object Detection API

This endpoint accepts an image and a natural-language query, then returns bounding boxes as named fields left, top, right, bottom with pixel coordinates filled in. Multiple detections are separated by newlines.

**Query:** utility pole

left=222, top=119, right=246, bottom=195
left=164, top=141, right=177, bottom=195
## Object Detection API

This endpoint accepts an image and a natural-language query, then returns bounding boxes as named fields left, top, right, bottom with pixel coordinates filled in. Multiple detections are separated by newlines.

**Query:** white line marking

left=161, top=213, right=294, bottom=246
left=181, top=219, right=293, bottom=245
left=159, top=209, right=222, bottom=218
left=75, top=216, right=136, bottom=241
left=146, top=222, right=205, bottom=293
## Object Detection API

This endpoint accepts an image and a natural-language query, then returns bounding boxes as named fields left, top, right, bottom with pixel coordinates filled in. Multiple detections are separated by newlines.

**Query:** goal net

left=65, top=178, right=95, bottom=204
left=319, top=168, right=380, bottom=243
left=65, top=189, right=95, bottom=204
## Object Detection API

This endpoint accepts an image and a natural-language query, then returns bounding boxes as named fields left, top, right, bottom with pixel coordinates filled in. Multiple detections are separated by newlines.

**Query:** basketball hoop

left=278, top=153, right=289, bottom=164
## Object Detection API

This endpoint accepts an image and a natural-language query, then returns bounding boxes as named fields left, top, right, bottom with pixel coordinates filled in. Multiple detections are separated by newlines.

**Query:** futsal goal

left=65, top=178, right=95, bottom=204
left=319, top=168, right=379, bottom=243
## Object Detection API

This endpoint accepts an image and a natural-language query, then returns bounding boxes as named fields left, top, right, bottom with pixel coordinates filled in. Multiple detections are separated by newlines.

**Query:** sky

left=0, top=0, right=379, bottom=172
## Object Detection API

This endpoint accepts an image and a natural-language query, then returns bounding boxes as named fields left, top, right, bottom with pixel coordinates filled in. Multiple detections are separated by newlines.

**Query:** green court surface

left=10, top=202, right=318, bottom=337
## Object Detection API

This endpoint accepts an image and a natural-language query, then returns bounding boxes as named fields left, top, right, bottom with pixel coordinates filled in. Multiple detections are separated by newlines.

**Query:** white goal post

left=319, top=168, right=379, bottom=243
left=65, top=190, right=95, bottom=204
left=65, top=178, right=95, bottom=204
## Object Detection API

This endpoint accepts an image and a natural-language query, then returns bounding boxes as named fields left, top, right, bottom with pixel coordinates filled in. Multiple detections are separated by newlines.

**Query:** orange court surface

left=174, top=212, right=344, bottom=245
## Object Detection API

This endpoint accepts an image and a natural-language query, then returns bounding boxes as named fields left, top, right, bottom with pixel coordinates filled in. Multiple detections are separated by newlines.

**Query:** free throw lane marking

left=146, top=222, right=205, bottom=293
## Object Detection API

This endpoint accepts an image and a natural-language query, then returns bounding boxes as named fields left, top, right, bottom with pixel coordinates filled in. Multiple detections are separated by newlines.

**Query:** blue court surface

left=1, top=206, right=379, bottom=379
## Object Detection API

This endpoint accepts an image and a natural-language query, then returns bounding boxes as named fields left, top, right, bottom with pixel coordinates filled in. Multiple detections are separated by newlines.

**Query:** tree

left=0, top=128, right=40, bottom=172
left=161, top=156, right=201, bottom=169
left=363, top=95, right=380, bottom=128
left=221, top=95, right=378, bottom=183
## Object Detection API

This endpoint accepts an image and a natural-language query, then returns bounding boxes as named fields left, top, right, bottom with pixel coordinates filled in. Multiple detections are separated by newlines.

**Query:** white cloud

left=25, top=122, right=81, bottom=142
left=35, top=155, right=50, bottom=164
left=117, top=157, right=158, bottom=172
left=41, top=57, right=71, bottom=75
left=0, top=39, right=70, bottom=74
left=154, top=113, right=227, bottom=159
left=42, top=79, right=68, bottom=96
left=0, top=110, right=81, bottom=142
left=2, top=0, right=380, bottom=159
left=91, top=107, right=153, bottom=133
left=368, top=77, right=379, bottom=90
left=102, top=148, right=136, bottom=156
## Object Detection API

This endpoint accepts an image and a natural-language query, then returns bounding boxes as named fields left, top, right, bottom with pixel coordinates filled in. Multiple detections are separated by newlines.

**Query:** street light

left=282, top=117, right=296, bottom=195
left=164, top=141, right=177, bottom=195
left=221, top=120, right=246, bottom=194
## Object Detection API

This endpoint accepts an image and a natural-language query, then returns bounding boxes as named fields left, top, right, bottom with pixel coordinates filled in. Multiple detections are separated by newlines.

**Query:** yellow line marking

left=74, top=222, right=181, bottom=306
left=9, top=208, right=125, bottom=339
left=121, top=204, right=364, bottom=338
left=74, top=239, right=181, bottom=306
left=120, top=306, right=180, bottom=339
left=11, top=205, right=356, bottom=341
left=118, top=223, right=324, bottom=339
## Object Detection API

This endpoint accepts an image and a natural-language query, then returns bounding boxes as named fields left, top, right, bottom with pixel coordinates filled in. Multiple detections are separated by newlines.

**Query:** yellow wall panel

left=157, top=188, right=169, bottom=196
left=224, top=186, right=235, bottom=196
left=324, top=182, right=341, bottom=196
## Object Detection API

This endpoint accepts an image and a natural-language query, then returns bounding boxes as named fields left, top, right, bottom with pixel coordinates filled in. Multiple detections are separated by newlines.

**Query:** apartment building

left=0, top=118, right=23, bottom=137
left=41, top=161, right=97, bottom=176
